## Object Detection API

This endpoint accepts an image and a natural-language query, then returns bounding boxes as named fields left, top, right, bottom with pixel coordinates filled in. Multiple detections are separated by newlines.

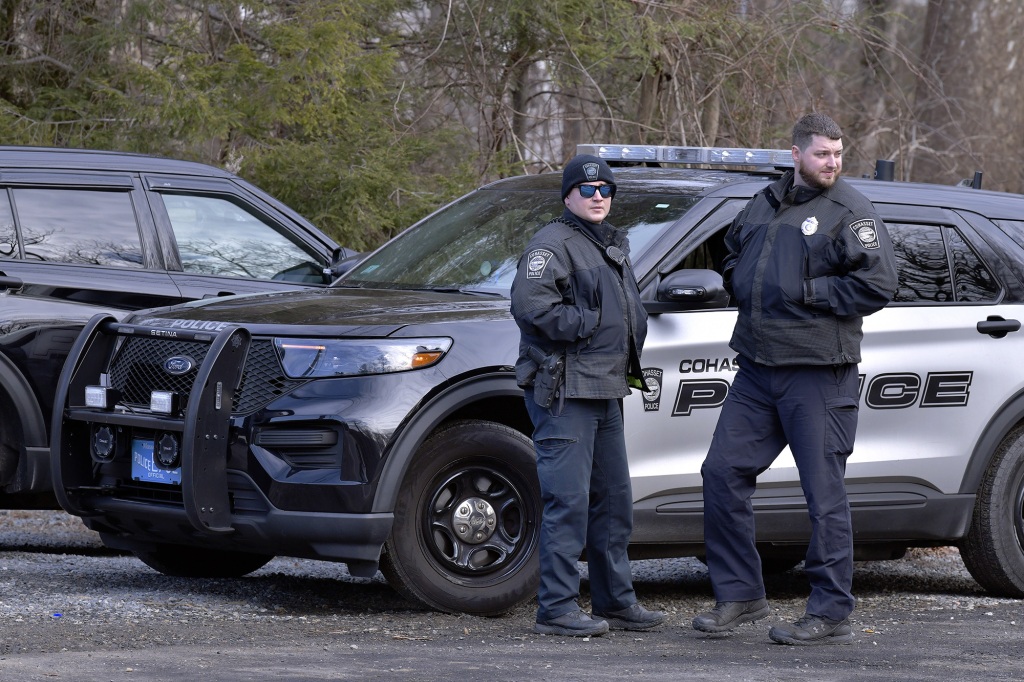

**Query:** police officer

left=510, top=154, right=665, bottom=637
left=691, top=114, right=898, bottom=645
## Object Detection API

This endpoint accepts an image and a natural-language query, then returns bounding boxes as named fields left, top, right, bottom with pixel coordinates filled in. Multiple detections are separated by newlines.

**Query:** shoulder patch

left=526, top=249, right=554, bottom=279
left=849, top=218, right=880, bottom=249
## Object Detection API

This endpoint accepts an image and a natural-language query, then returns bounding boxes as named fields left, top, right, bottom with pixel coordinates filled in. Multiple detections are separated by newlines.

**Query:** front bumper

left=51, top=314, right=411, bottom=574
left=81, top=484, right=393, bottom=576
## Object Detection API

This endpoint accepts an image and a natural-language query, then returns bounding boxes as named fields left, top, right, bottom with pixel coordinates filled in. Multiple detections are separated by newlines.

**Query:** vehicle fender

left=0, top=352, right=47, bottom=447
left=0, top=352, right=49, bottom=492
left=960, top=387, right=1024, bottom=494
left=371, top=373, right=524, bottom=514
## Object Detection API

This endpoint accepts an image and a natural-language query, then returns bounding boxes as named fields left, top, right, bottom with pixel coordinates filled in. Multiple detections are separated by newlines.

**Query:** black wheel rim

left=421, top=461, right=537, bottom=581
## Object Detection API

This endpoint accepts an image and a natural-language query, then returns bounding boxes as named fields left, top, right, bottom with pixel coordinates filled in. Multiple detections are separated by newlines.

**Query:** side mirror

left=644, top=269, right=730, bottom=313
left=323, top=246, right=362, bottom=280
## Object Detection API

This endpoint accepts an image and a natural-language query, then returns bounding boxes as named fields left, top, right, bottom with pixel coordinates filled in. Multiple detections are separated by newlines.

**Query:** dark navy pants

left=701, top=360, right=859, bottom=621
left=525, top=390, right=637, bottom=621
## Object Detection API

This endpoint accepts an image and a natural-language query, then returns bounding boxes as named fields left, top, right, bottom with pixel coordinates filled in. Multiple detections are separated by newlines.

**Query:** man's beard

left=799, top=165, right=838, bottom=190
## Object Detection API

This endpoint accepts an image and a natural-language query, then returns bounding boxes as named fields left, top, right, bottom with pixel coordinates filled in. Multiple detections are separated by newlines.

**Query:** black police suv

left=0, top=146, right=351, bottom=505
left=52, top=144, right=1024, bottom=615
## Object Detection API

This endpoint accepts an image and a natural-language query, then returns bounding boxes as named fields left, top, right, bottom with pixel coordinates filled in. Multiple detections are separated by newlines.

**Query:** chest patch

left=850, top=218, right=880, bottom=249
left=526, top=249, right=554, bottom=279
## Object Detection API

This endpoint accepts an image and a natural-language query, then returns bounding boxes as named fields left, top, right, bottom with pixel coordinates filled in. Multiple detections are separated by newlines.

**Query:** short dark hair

left=792, top=113, right=843, bottom=150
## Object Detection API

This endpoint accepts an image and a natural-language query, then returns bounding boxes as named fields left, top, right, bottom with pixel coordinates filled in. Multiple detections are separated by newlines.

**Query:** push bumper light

left=150, top=390, right=180, bottom=415
left=85, top=385, right=120, bottom=410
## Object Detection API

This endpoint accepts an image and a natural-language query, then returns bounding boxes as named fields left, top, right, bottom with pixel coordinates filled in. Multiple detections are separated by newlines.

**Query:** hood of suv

left=130, top=286, right=513, bottom=337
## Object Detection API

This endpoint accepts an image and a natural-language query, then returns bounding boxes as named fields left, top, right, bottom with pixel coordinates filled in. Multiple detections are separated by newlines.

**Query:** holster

left=526, top=346, right=565, bottom=410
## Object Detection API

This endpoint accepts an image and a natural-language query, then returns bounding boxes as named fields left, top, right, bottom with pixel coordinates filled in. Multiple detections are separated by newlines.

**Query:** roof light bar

left=577, top=144, right=794, bottom=168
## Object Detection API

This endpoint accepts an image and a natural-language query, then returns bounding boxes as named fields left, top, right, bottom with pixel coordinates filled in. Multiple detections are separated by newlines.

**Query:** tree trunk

left=913, top=0, right=1024, bottom=191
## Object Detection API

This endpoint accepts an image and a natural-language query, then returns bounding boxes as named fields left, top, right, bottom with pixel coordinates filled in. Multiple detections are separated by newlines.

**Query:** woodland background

left=1, top=0, right=1021, bottom=249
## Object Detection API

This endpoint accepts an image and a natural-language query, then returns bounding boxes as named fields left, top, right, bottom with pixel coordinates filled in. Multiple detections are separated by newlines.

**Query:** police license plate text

left=131, top=438, right=181, bottom=485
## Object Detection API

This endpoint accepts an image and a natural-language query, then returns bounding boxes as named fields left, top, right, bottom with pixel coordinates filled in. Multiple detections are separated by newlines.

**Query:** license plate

left=131, top=438, right=181, bottom=485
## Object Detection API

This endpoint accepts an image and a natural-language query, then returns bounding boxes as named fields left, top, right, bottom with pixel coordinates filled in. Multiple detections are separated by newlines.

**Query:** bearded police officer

left=692, top=114, right=898, bottom=645
left=511, top=154, right=665, bottom=637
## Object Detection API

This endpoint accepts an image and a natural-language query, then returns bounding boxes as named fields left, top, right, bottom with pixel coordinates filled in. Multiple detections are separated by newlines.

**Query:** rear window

left=10, top=188, right=144, bottom=268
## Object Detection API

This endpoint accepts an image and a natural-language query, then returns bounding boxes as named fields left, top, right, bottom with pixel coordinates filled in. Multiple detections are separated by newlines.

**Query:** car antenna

left=956, top=171, right=983, bottom=190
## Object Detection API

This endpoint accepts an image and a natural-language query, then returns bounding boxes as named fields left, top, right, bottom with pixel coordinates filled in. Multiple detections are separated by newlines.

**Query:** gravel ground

left=0, top=509, right=1019, bottom=681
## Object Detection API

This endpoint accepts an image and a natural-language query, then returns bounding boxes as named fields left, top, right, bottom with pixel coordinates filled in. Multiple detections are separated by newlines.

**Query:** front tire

left=380, top=420, right=540, bottom=616
left=960, top=427, right=1024, bottom=597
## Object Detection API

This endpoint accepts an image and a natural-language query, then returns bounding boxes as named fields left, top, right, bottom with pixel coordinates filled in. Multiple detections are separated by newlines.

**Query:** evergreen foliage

left=2, top=1, right=1015, bottom=248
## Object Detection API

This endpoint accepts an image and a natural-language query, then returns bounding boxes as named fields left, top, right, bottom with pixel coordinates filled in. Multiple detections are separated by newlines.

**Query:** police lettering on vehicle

left=679, top=357, right=740, bottom=373
left=672, top=379, right=730, bottom=416
left=667, top=365, right=973, bottom=416
left=137, top=318, right=232, bottom=332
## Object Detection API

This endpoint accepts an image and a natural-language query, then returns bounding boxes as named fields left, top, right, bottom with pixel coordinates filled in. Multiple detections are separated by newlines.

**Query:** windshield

left=340, top=187, right=700, bottom=294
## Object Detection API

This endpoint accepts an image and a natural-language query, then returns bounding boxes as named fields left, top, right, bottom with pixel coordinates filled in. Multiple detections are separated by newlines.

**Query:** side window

left=888, top=222, right=998, bottom=303
left=160, top=194, right=324, bottom=282
left=11, top=188, right=144, bottom=268
left=0, top=191, right=18, bottom=257
left=947, top=228, right=999, bottom=302
left=680, top=225, right=729, bottom=272
left=994, top=219, right=1024, bottom=249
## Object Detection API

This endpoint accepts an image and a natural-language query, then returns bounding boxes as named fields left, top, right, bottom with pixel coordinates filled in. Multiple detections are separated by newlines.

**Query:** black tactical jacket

left=723, top=171, right=898, bottom=366
left=510, top=209, right=647, bottom=399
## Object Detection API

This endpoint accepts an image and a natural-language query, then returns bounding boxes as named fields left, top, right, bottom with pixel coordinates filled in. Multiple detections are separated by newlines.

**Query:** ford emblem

left=163, top=356, right=195, bottom=375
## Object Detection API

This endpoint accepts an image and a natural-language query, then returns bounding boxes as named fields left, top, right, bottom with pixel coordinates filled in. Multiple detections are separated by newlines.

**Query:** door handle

left=977, top=315, right=1021, bottom=339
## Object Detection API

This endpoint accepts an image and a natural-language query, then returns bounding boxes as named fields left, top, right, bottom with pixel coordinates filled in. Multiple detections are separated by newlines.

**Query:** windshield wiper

left=423, top=286, right=506, bottom=297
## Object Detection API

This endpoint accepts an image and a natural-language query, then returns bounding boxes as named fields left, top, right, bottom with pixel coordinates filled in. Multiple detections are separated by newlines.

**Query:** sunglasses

left=577, top=184, right=615, bottom=199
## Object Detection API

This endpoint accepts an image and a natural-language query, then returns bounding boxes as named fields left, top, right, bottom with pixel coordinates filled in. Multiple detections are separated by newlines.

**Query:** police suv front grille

left=235, top=341, right=303, bottom=414
left=109, top=338, right=208, bottom=408
left=106, top=336, right=307, bottom=416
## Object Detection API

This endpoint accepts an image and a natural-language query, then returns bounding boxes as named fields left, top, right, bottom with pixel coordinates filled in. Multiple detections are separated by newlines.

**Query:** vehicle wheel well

left=0, top=390, right=21, bottom=486
left=443, top=394, right=532, bottom=439
left=0, top=354, right=46, bottom=447
left=371, top=375, right=529, bottom=514
left=962, top=395, right=1024, bottom=494
left=960, top=424, right=1024, bottom=597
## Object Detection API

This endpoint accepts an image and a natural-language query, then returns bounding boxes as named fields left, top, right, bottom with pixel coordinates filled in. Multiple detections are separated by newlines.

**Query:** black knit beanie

left=561, top=154, right=616, bottom=200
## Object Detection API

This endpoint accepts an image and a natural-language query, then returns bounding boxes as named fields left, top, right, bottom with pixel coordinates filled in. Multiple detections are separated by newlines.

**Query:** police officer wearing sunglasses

left=511, top=154, right=665, bottom=637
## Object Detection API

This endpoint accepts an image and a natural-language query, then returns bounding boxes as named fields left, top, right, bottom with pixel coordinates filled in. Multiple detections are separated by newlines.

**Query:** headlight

left=274, top=337, right=453, bottom=378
